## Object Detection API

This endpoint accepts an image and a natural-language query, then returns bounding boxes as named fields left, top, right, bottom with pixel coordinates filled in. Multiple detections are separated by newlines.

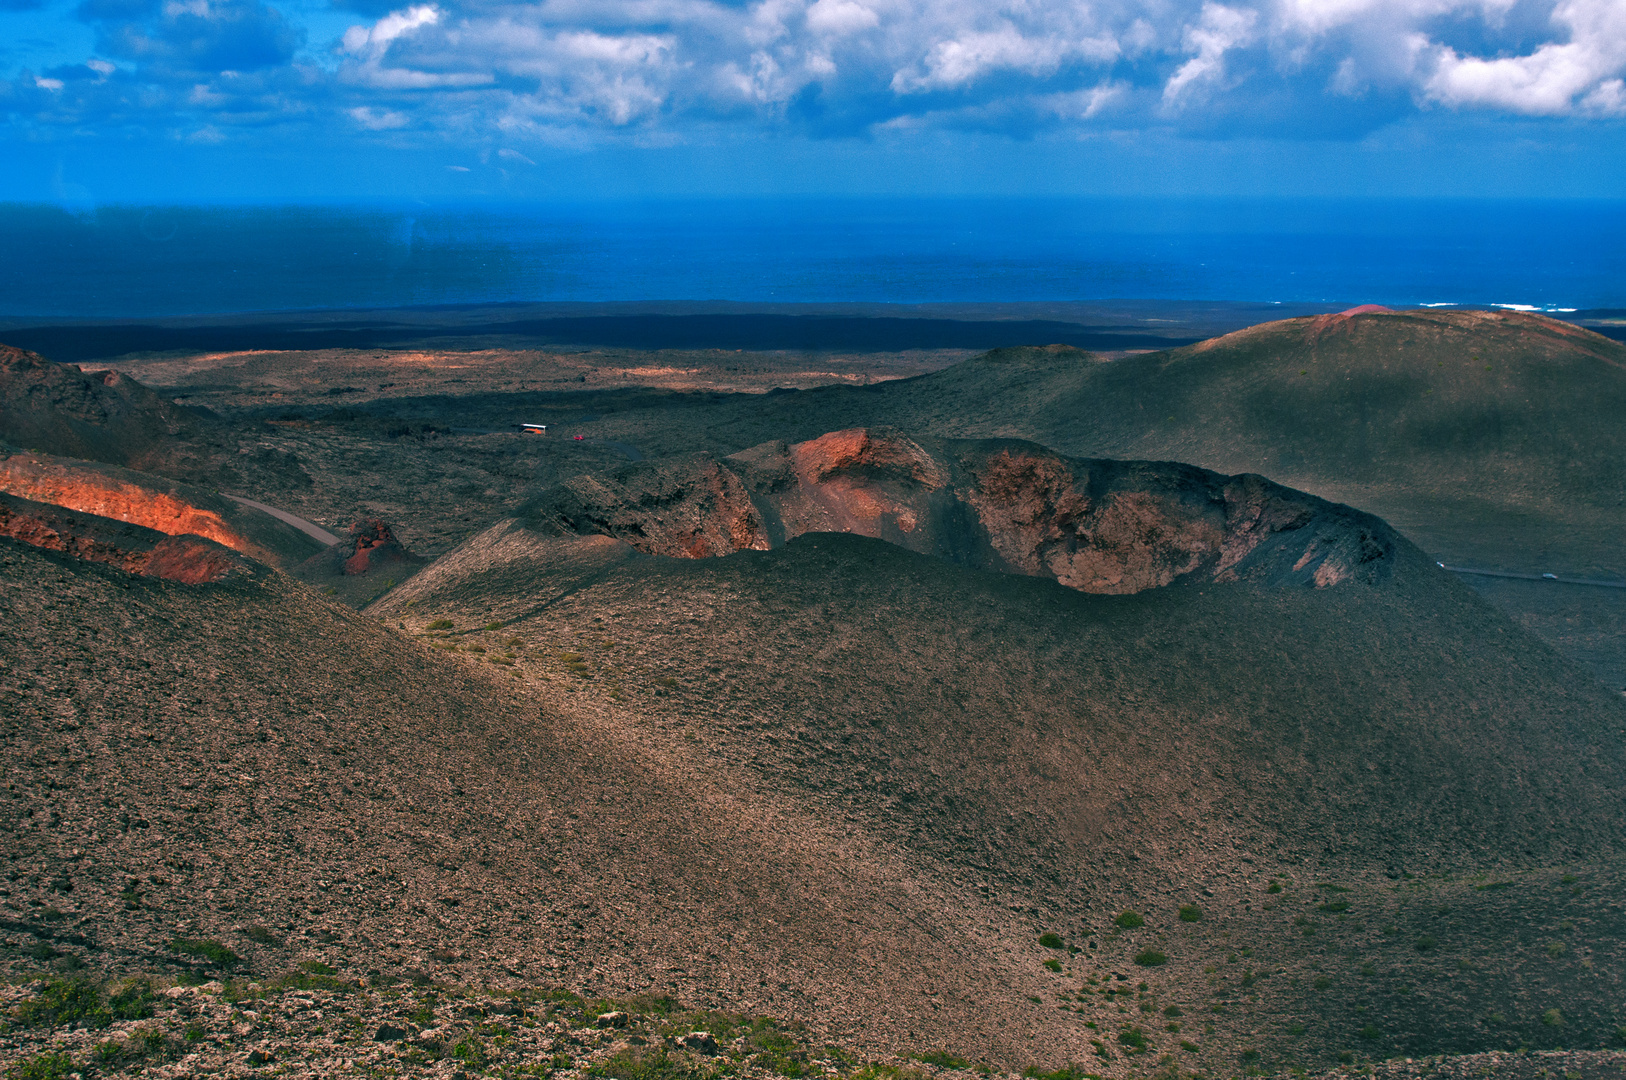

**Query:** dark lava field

left=3, top=307, right=1626, bottom=1080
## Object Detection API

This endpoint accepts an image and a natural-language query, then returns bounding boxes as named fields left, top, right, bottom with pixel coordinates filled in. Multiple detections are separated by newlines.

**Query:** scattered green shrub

left=15, top=978, right=106, bottom=1028
left=6, top=1052, right=74, bottom=1080
left=1038, top=933, right=1064, bottom=949
left=453, top=1036, right=488, bottom=1068
left=1319, top=900, right=1350, bottom=913
left=298, top=960, right=337, bottom=975
left=169, top=938, right=240, bottom=967
left=1178, top=905, right=1202, bottom=922
left=1541, top=1009, right=1564, bottom=1028
left=107, top=980, right=156, bottom=1021
left=916, top=1051, right=970, bottom=1069
left=1357, top=1025, right=1380, bottom=1040
left=1414, top=935, right=1437, bottom=952
left=1115, top=911, right=1145, bottom=929
left=484, top=621, right=504, bottom=631
left=1117, top=1028, right=1147, bottom=1051
left=1133, top=950, right=1166, bottom=967
left=1267, top=881, right=1282, bottom=894
left=1162, top=1005, right=1182, bottom=1017
left=243, top=926, right=280, bottom=945
left=427, top=619, right=455, bottom=630
left=1021, top=1065, right=1095, bottom=1080
left=1042, top=959, right=1062, bottom=973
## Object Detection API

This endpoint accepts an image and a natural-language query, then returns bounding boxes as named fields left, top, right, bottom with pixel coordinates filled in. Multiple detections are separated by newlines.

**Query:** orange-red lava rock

left=0, top=491, right=249, bottom=583
left=0, top=453, right=250, bottom=552
left=342, top=519, right=411, bottom=575
left=520, top=429, right=1397, bottom=594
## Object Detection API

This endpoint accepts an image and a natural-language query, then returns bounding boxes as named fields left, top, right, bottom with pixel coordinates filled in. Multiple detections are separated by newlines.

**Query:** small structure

left=520, top=423, right=547, bottom=435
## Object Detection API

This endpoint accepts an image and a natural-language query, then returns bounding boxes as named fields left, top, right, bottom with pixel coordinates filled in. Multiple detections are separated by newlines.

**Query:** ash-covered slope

left=371, top=518, right=1626, bottom=1064
left=379, top=514, right=1626, bottom=883
left=521, top=429, right=1398, bottom=594
left=0, top=344, right=210, bottom=469
left=991, top=309, right=1626, bottom=528
left=0, top=535, right=1101, bottom=1067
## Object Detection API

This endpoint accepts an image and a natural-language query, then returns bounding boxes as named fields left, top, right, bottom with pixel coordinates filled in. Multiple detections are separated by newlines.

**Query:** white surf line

left=1440, top=564, right=1626, bottom=590
left=225, top=495, right=341, bottom=547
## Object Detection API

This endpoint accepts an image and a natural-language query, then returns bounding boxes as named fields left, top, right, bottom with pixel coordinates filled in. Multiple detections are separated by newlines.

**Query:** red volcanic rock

left=0, top=453, right=250, bottom=551
left=0, top=491, right=249, bottom=583
left=520, top=429, right=1398, bottom=594
left=343, top=519, right=409, bottom=575
left=1336, top=304, right=1393, bottom=317
left=143, top=535, right=242, bottom=584
left=523, top=453, right=770, bottom=560
left=292, top=517, right=427, bottom=603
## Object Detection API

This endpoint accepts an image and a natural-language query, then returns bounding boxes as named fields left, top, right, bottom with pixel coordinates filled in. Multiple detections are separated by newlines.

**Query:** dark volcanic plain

left=4, top=305, right=1626, bottom=1080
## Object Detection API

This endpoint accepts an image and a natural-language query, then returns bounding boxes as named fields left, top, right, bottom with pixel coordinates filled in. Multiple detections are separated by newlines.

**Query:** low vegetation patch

left=168, top=938, right=240, bottom=967
left=915, top=1050, right=970, bottom=1069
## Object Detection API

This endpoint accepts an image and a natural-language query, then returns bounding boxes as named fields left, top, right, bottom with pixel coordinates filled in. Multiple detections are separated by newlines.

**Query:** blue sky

left=2, top=0, right=1624, bottom=200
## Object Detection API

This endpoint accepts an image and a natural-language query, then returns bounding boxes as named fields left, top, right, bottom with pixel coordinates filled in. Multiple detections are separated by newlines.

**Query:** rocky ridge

left=0, top=451, right=323, bottom=570
left=521, top=429, right=1398, bottom=594
left=0, top=492, right=255, bottom=585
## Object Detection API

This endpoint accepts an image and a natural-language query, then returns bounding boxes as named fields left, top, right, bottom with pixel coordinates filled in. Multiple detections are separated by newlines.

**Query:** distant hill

left=913, top=309, right=1626, bottom=572
left=0, top=343, right=312, bottom=493
left=433, top=310, right=1611, bottom=570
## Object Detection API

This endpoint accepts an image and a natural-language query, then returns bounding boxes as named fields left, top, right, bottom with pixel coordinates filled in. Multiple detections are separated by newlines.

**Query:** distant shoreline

left=1, top=300, right=1620, bottom=364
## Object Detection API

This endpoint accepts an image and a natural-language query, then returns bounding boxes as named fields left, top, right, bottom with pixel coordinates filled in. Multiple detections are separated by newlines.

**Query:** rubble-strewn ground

left=0, top=974, right=962, bottom=1080
left=8, top=974, right=1626, bottom=1080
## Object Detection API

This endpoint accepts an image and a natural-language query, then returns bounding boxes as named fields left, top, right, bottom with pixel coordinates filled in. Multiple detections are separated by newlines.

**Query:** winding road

left=1441, top=564, right=1626, bottom=590
left=226, top=495, right=341, bottom=547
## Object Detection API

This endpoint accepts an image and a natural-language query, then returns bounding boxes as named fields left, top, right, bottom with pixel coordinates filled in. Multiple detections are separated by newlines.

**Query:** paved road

left=1442, top=564, right=1626, bottom=590
left=226, top=495, right=341, bottom=546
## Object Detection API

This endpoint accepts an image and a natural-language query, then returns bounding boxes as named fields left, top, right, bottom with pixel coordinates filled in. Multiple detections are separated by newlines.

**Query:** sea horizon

left=1, top=195, right=1622, bottom=322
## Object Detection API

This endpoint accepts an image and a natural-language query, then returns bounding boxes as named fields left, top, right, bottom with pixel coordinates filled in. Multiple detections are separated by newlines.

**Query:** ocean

left=0, top=197, right=1621, bottom=319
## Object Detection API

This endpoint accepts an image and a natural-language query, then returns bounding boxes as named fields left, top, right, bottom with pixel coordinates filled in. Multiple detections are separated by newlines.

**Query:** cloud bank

left=4, top=0, right=1625, bottom=151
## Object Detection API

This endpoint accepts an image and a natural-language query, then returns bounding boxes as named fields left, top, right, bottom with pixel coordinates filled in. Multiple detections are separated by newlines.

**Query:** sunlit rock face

left=520, top=428, right=1397, bottom=594
left=0, top=453, right=249, bottom=552
left=0, top=492, right=250, bottom=584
